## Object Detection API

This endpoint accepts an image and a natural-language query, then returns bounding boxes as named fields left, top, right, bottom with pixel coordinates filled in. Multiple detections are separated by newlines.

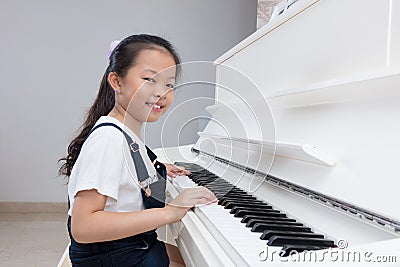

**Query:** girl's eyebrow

left=143, top=69, right=158, bottom=74
left=143, top=69, right=175, bottom=80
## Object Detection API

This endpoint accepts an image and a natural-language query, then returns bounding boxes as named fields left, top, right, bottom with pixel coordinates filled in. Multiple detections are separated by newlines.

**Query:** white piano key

left=196, top=203, right=282, bottom=266
left=170, top=173, right=313, bottom=266
left=172, top=175, right=196, bottom=189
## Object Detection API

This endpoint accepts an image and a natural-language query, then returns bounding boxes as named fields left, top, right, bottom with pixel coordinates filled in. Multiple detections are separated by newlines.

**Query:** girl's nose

left=154, top=84, right=167, bottom=98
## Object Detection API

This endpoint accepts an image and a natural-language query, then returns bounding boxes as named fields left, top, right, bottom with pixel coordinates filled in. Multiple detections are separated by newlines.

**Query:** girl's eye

left=166, top=83, right=175, bottom=89
left=143, top=77, right=156, bottom=83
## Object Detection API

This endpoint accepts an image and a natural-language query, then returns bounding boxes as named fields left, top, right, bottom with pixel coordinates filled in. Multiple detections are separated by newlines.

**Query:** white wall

left=0, top=0, right=257, bottom=202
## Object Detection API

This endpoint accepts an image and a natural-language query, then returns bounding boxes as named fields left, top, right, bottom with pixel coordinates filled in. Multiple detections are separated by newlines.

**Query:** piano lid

left=194, top=0, right=400, bottom=224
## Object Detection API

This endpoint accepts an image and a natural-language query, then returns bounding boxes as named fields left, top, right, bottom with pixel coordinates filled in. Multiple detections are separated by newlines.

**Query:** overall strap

left=86, top=122, right=166, bottom=210
left=87, top=122, right=150, bottom=182
left=87, top=122, right=124, bottom=139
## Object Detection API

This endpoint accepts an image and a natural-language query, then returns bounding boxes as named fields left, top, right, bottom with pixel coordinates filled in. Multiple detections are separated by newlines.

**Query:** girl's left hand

left=164, top=163, right=191, bottom=178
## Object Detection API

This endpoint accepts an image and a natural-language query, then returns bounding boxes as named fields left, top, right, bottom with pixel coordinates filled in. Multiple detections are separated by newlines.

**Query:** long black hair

left=59, top=34, right=181, bottom=178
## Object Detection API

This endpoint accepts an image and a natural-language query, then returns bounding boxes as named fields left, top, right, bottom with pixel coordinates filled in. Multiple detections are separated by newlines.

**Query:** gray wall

left=0, top=0, right=257, bottom=202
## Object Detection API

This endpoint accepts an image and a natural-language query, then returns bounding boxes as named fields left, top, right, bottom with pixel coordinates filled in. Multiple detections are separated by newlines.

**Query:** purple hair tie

left=108, top=40, right=121, bottom=59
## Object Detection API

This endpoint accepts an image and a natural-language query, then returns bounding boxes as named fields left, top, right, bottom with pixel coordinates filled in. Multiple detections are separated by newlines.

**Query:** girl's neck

left=108, top=106, right=142, bottom=138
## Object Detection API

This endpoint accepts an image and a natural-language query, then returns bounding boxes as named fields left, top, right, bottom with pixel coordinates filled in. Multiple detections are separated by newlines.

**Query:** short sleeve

left=71, top=128, right=125, bottom=202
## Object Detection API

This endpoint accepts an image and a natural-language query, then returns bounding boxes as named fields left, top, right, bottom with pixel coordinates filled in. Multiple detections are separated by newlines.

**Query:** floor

left=0, top=212, right=185, bottom=267
left=0, top=212, right=69, bottom=267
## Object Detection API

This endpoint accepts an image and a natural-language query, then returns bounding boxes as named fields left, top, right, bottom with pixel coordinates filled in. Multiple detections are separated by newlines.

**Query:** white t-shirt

left=68, top=116, right=157, bottom=216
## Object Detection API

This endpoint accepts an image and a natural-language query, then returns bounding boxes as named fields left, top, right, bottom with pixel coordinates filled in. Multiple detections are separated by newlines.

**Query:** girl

left=59, top=34, right=216, bottom=266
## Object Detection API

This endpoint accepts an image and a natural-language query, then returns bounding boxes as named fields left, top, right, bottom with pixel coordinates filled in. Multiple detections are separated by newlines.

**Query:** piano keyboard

left=174, top=162, right=335, bottom=263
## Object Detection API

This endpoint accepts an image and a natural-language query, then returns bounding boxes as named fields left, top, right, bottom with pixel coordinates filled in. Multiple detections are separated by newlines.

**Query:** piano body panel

left=204, top=98, right=274, bottom=140
left=391, top=0, right=400, bottom=66
left=216, top=0, right=392, bottom=101
left=266, top=96, right=400, bottom=221
left=211, top=0, right=400, bottom=220
left=198, top=92, right=400, bottom=221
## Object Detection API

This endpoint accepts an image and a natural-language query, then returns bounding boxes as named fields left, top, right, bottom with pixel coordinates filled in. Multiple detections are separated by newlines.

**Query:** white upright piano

left=155, top=0, right=400, bottom=265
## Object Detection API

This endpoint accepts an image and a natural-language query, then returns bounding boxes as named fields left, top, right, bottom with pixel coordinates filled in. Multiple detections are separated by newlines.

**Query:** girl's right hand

left=165, top=186, right=217, bottom=223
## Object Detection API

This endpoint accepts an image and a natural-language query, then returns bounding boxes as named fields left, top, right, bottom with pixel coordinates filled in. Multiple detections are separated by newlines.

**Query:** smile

left=146, top=102, right=164, bottom=112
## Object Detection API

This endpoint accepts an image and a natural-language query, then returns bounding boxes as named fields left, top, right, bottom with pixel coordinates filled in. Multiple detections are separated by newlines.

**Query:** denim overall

left=67, top=123, right=169, bottom=266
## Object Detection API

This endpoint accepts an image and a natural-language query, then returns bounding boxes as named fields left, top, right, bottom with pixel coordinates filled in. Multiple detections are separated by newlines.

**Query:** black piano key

left=196, top=179, right=226, bottom=183
left=212, top=191, right=247, bottom=196
left=230, top=206, right=275, bottom=214
left=197, top=174, right=214, bottom=178
left=193, top=176, right=220, bottom=181
left=219, top=197, right=257, bottom=205
left=218, top=199, right=264, bottom=206
left=246, top=217, right=296, bottom=226
left=187, top=171, right=199, bottom=174
left=192, top=173, right=210, bottom=176
left=222, top=200, right=267, bottom=207
left=202, top=177, right=226, bottom=181
left=214, top=191, right=251, bottom=196
left=215, top=194, right=249, bottom=199
left=246, top=219, right=302, bottom=228
left=212, top=190, right=247, bottom=196
left=190, top=177, right=203, bottom=184
left=207, top=185, right=242, bottom=189
left=279, top=245, right=329, bottom=257
left=190, top=173, right=209, bottom=176
left=241, top=214, right=287, bottom=223
left=211, top=185, right=242, bottom=189
left=205, top=183, right=238, bottom=187
left=234, top=210, right=282, bottom=218
left=210, top=188, right=246, bottom=193
left=223, top=198, right=262, bottom=203
left=225, top=203, right=272, bottom=209
left=207, top=187, right=243, bottom=191
left=194, top=177, right=220, bottom=181
left=212, top=186, right=243, bottom=190
left=200, top=182, right=233, bottom=187
left=198, top=181, right=223, bottom=186
left=197, top=177, right=226, bottom=181
left=203, top=183, right=234, bottom=188
left=193, top=178, right=219, bottom=183
left=218, top=194, right=257, bottom=199
left=215, top=192, right=250, bottom=197
left=260, top=231, right=324, bottom=240
left=251, top=223, right=312, bottom=233
left=215, top=193, right=251, bottom=199
left=175, top=162, right=332, bottom=251
left=267, top=236, right=334, bottom=247
left=219, top=195, right=257, bottom=201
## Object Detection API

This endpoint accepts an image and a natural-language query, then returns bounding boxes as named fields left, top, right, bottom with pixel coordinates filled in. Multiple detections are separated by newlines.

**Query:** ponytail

left=58, top=70, right=114, bottom=177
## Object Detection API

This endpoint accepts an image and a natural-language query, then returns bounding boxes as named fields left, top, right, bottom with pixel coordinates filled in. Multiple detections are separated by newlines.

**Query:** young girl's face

left=117, top=49, right=176, bottom=123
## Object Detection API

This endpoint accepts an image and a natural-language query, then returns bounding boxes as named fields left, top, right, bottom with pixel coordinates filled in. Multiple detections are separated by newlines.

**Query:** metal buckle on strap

left=139, top=175, right=159, bottom=188
left=130, top=141, right=139, bottom=152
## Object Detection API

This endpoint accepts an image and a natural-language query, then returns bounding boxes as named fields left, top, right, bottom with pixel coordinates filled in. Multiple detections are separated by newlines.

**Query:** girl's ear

left=108, top=72, right=122, bottom=93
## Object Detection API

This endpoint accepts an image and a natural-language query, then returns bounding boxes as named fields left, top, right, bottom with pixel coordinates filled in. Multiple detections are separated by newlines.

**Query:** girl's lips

left=151, top=106, right=162, bottom=112
left=146, top=102, right=164, bottom=112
